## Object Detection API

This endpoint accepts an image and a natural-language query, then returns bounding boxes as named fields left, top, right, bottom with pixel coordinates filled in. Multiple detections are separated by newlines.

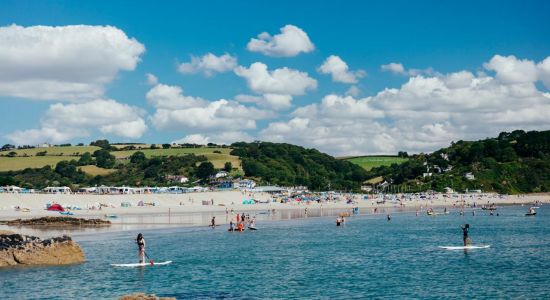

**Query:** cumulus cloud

left=483, top=55, right=538, bottom=84
left=178, top=53, right=237, bottom=76
left=0, top=24, right=145, bottom=101
left=381, top=62, right=436, bottom=77
left=146, top=83, right=206, bottom=109
left=318, top=55, right=365, bottom=84
left=235, top=93, right=293, bottom=110
left=7, top=99, right=147, bottom=145
left=147, top=81, right=275, bottom=138
left=247, top=25, right=314, bottom=57
left=235, top=62, right=317, bottom=95
left=261, top=55, right=550, bottom=156
left=146, top=73, right=158, bottom=85
left=172, top=131, right=253, bottom=146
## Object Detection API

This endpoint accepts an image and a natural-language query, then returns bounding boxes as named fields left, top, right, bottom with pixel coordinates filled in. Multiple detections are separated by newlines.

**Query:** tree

left=93, top=149, right=116, bottom=168
left=398, top=151, right=409, bottom=158
left=130, top=151, right=146, bottom=164
left=78, top=152, right=93, bottom=165
left=162, top=144, right=171, bottom=149
left=196, top=161, right=215, bottom=181
left=150, top=144, right=158, bottom=149
left=7, top=151, right=17, bottom=157
left=90, top=139, right=112, bottom=150
left=224, top=161, right=233, bottom=172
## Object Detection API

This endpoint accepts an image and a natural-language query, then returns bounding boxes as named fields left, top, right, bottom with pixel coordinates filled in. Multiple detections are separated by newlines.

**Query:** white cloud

left=381, top=63, right=406, bottom=75
left=148, top=82, right=275, bottom=136
left=172, top=131, right=253, bottom=146
left=247, top=25, right=314, bottom=57
left=178, top=53, right=237, bottom=76
left=235, top=93, right=293, bottom=110
left=235, top=62, right=317, bottom=95
left=146, top=83, right=206, bottom=109
left=0, top=24, right=145, bottom=101
left=484, top=55, right=538, bottom=84
left=318, top=55, right=365, bottom=84
left=381, top=62, right=436, bottom=77
left=537, top=57, right=550, bottom=89
left=146, top=73, right=158, bottom=85
left=345, top=85, right=361, bottom=97
left=261, top=55, right=550, bottom=156
left=7, top=99, right=147, bottom=144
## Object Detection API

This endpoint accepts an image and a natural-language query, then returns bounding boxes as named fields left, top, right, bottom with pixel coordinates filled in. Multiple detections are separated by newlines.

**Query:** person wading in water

left=136, top=233, right=145, bottom=263
left=461, top=224, right=471, bottom=246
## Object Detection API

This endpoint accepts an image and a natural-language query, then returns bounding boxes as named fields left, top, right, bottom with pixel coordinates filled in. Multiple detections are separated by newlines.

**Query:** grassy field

left=8, top=146, right=100, bottom=157
left=345, top=156, right=408, bottom=171
left=79, top=165, right=117, bottom=176
left=0, top=156, right=75, bottom=172
left=0, top=146, right=240, bottom=172
left=110, top=147, right=232, bottom=158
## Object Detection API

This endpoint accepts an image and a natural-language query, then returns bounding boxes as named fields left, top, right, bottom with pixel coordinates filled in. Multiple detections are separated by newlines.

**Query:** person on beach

left=136, top=233, right=145, bottom=263
left=461, top=224, right=471, bottom=246
left=211, top=216, right=216, bottom=228
left=229, top=220, right=235, bottom=231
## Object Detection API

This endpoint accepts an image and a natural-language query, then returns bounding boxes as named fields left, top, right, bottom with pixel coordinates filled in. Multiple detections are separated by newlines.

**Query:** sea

left=1, top=205, right=549, bottom=299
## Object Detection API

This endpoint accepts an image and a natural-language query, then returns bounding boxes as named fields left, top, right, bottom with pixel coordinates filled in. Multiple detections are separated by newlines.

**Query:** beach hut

left=47, top=203, right=65, bottom=212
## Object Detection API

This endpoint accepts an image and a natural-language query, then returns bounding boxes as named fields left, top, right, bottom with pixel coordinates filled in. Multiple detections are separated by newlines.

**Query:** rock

left=0, top=233, right=85, bottom=267
left=0, top=216, right=111, bottom=227
left=118, top=293, right=176, bottom=300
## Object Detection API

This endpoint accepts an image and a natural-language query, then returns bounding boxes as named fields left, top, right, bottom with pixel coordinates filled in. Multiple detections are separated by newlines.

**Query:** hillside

left=0, top=144, right=240, bottom=172
left=230, top=142, right=368, bottom=191
left=365, top=130, right=550, bottom=194
left=344, top=156, right=408, bottom=171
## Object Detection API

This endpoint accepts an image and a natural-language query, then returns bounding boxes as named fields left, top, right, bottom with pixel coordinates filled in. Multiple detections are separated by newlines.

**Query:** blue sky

left=1, top=0, right=549, bottom=155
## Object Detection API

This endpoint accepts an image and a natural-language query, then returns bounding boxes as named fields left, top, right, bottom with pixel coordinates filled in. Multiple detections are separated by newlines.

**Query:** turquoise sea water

left=1, top=206, right=549, bottom=299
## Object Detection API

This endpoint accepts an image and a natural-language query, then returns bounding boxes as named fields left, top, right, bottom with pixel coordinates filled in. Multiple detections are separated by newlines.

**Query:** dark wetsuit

left=462, top=227, right=469, bottom=245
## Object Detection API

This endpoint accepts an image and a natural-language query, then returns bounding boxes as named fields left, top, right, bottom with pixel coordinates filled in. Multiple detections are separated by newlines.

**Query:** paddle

left=144, top=251, right=154, bottom=265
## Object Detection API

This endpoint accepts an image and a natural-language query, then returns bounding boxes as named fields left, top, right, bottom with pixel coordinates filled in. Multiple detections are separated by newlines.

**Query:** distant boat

left=104, top=214, right=118, bottom=218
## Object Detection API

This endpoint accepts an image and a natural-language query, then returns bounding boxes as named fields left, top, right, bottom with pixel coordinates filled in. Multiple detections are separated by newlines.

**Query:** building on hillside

left=444, top=187, right=454, bottom=194
left=361, top=185, right=373, bottom=192
left=464, top=172, right=475, bottom=180
left=165, top=175, right=189, bottom=183
left=423, top=172, right=433, bottom=178
left=238, top=179, right=256, bottom=189
left=38, top=143, right=52, bottom=148
left=215, top=171, right=228, bottom=178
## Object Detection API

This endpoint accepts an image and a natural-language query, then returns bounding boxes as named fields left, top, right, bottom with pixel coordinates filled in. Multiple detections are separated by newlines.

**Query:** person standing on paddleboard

left=461, top=224, right=471, bottom=246
left=136, top=233, right=145, bottom=263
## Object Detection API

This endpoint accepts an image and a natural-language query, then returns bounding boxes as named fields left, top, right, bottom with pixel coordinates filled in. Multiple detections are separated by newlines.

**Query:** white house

left=215, top=171, right=228, bottom=178
left=238, top=179, right=256, bottom=189
left=464, top=172, right=475, bottom=180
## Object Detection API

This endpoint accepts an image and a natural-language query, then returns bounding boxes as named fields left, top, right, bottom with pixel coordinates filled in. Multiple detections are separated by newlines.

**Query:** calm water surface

left=1, top=206, right=549, bottom=299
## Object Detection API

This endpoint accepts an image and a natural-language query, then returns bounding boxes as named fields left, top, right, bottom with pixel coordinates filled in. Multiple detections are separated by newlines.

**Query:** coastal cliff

left=0, top=232, right=84, bottom=267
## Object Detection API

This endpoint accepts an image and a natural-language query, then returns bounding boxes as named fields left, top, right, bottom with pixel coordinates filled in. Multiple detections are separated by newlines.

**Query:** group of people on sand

left=228, top=212, right=256, bottom=231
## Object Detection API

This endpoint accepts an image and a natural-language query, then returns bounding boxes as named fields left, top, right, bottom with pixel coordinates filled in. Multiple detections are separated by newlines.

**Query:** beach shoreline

left=0, top=191, right=547, bottom=237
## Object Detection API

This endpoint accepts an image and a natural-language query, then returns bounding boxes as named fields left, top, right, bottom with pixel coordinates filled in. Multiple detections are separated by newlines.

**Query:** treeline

left=230, top=142, right=368, bottom=191
left=366, top=130, right=550, bottom=194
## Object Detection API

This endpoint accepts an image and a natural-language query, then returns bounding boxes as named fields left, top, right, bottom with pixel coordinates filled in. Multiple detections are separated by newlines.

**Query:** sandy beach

left=1, top=191, right=547, bottom=227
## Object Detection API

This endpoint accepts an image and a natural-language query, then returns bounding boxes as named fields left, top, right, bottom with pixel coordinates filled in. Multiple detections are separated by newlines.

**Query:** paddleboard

left=438, top=245, right=490, bottom=250
left=111, top=260, right=172, bottom=267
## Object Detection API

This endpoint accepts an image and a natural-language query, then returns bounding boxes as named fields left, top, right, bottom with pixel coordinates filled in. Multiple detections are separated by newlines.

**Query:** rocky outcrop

left=1, top=216, right=111, bottom=227
left=0, top=233, right=85, bottom=267
left=118, top=293, right=176, bottom=300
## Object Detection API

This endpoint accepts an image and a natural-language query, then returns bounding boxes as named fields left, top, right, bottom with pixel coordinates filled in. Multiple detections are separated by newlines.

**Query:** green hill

left=365, top=130, right=550, bottom=194
left=230, top=142, right=368, bottom=191
left=344, top=156, right=408, bottom=170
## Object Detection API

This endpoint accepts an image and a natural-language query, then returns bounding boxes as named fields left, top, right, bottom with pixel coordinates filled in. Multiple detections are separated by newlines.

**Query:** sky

left=0, top=0, right=549, bottom=156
